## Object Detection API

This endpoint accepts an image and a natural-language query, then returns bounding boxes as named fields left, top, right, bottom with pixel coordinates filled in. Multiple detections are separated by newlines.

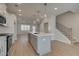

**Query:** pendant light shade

left=44, top=3, right=47, bottom=18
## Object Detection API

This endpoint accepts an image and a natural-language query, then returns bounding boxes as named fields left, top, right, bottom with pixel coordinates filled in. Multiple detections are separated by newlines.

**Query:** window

left=21, top=24, right=30, bottom=31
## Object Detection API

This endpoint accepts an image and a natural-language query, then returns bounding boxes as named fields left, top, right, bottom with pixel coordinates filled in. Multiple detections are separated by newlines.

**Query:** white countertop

left=29, top=32, right=53, bottom=37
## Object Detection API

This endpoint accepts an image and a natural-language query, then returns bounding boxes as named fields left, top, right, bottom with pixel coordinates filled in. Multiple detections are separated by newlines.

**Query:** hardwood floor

left=8, top=40, right=79, bottom=56
left=8, top=40, right=37, bottom=56
left=45, top=40, right=79, bottom=56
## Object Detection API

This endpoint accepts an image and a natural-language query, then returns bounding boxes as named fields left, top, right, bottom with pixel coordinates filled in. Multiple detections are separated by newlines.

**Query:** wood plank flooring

left=8, top=40, right=79, bottom=56
left=8, top=40, right=37, bottom=56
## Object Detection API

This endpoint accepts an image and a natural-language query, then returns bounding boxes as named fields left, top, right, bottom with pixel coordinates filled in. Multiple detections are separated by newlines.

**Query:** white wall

left=40, top=15, right=56, bottom=40
left=57, top=11, right=74, bottom=28
left=57, top=11, right=79, bottom=42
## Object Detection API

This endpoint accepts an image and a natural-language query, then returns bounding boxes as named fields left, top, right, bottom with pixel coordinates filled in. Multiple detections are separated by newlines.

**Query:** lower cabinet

left=0, top=36, right=6, bottom=56
left=0, top=35, right=12, bottom=56
left=37, top=36, right=51, bottom=55
left=29, top=33, right=51, bottom=55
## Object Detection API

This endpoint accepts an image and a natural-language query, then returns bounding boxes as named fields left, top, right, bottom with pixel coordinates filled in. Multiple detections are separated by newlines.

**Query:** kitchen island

left=28, top=32, right=52, bottom=55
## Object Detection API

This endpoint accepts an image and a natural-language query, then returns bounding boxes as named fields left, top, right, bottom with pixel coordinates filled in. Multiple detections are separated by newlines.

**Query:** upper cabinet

left=0, top=4, right=17, bottom=34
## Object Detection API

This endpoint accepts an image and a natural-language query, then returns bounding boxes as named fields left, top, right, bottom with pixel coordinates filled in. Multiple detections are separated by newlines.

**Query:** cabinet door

left=38, top=36, right=51, bottom=55
left=0, top=36, right=6, bottom=56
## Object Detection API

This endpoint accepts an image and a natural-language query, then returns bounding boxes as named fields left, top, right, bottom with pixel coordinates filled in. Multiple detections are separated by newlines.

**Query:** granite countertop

left=0, top=33, right=12, bottom=36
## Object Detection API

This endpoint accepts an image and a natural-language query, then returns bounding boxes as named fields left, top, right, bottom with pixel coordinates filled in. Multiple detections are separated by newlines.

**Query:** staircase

left=56, top=23, right=78, bottom=44
left=55, top=29, right=71, bottom=44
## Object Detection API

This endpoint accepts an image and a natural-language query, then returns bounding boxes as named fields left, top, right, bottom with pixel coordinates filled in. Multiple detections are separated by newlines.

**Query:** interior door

left=44, top=23, right=49, bottom=33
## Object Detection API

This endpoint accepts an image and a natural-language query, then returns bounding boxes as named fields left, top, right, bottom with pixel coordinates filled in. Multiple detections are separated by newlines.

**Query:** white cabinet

left=0, top=36, right=6, bottom=56
left=29, top=33, right=51, bottom=55
left=37, top=36, right=51, bottom=55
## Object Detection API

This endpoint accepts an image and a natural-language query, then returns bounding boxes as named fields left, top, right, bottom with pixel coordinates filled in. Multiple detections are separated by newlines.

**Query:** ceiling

left=6, top=3, right=79, bottom=23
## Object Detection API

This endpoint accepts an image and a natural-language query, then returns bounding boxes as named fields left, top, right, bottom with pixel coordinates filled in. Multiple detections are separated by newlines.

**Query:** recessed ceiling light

left=18, top=9, right=22, bottom=12
left=54, top=8, right=58, bottom=10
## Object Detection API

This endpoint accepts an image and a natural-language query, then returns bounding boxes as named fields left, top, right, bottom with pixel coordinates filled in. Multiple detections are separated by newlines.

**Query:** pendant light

left=44, top=3, right=47, bottom=18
